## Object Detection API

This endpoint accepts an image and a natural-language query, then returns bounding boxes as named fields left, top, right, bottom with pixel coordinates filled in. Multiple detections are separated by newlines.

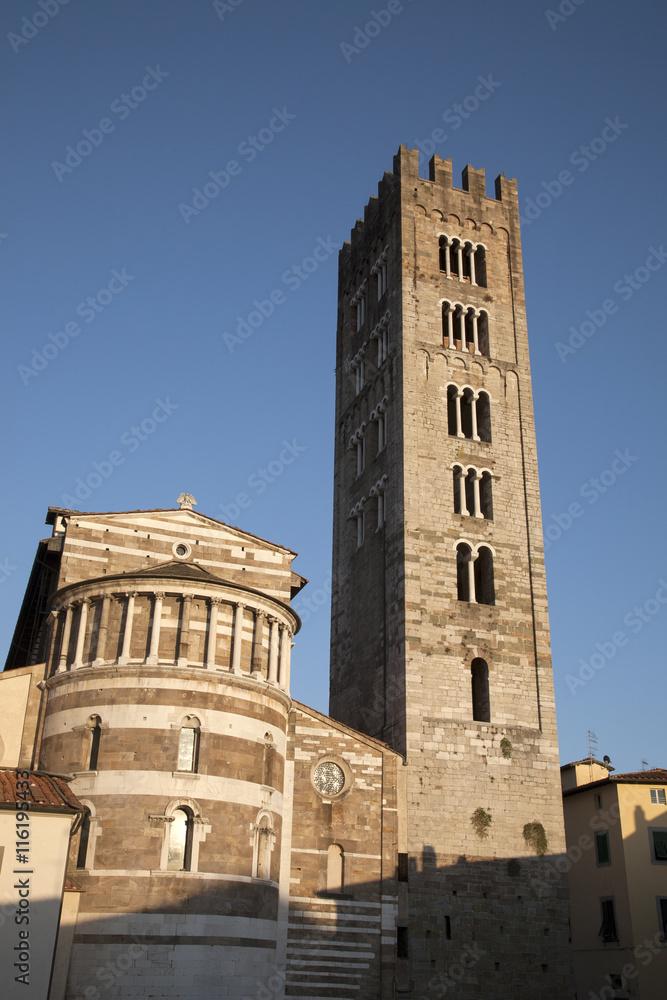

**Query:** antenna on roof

left=587, top=730, right=598, bottom=759
left=642, top=759, right=649, bottom=770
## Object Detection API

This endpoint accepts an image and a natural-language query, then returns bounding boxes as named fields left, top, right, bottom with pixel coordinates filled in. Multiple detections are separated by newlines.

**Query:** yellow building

left=561, top=759, right=667, bottom=999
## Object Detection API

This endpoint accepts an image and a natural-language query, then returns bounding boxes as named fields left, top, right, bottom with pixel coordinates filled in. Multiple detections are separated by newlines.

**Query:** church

left=1, top=148, right=574, bottom=999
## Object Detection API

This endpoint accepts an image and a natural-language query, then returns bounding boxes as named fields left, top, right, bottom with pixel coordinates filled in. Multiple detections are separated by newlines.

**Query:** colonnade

left=51, top=591, right=293, bottom=690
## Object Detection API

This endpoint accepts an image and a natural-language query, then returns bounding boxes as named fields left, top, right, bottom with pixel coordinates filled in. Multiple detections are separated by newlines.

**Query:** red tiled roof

left=0, top=768, right=84, bottom=811
left=611, top=768, right=667, bottom=783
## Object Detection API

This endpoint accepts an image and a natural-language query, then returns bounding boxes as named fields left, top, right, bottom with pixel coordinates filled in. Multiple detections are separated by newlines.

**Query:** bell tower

left=330, top=147, right=573, bottom=997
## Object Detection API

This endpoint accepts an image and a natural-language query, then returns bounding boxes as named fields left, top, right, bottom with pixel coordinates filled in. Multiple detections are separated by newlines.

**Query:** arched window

left=177, top=717, right=200, bottom=773
left=474, top=245, right=487, bottom=287
left=76, top=810, right=91, bottom=869
left=453, top=465, right=464, bottom=515
left=456, top=543, right=495, bottom=605
left=471, top=659, right=490, bottom=722
left=167, top=807, right=194, bottom=871
left=476, top=391, right=492, bottom=442
left=447, top=385, right=460, bottom=436
left=453, top=467, right=494, bottom=519
left=456, top=543, right=473, bottom=602
left=86, top=715, right=101, bottom=771
left=254, top=812, right=274, bottom=880
left=327, top=843, right=345, bottom=894
left=477, top=310, right=490, bottom=356
left=439, top=236, right=449, bottom=273
left=480, top=472, right=493, bottom=520
left=461, top=388, right=475, bottom=439
left=475, top=546, right=495, bottom=605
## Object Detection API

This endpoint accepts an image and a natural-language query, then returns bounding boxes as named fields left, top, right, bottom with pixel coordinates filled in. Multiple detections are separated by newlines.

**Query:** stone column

left=279, top=625, right=291, bottom=691
left=468, top=551, right=478, bottom=604
left=442, top=237, right=451, bottom=278
left=468, top=244, right=477, bottom=285
left=72, top=599, right=90, bottom=669
left=57, top=604, right=74, bottom=672
left=456, top=242, right=463, bottom=279
left=457, top=469, right=469, bottom=516
left=205, top=597, right=219, bottom=670
left=458, top=307, right=467, bottom=352
left=231, top=603, right=245, bottom=674
left=268, top=618, right=279, bottom=685
left=471, top=392, right=480, bottom=441
left=472, top=472, right=483, bottom=519
left=444, top=304, right=454, bottom=349
left=252, top=611, right=267, bottom=676
left=118, top=593, right=136, bottom=665
left=146, top=592, right=164, bottom=665
left=471, top=310, right=480, bottom=355
left=178, top=595, right=193, bottom=668
left=93, top=595, right=111, bottom=667
left=455, top=390, right=464, bottom=438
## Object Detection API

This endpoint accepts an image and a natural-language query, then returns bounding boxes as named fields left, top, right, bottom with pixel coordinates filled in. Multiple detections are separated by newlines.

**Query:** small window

left=86, top=716, right=101, bottom=771
left=658, top=897, right=667, bottom=940
left=595, top=793, right=603, bottom=809
left=609, top=974, right=623, bottom=991
left=651, top=829, right=667, bottom=861
left=76, top=811, right=91, bottom=869
left=471, top=658, right=490, bottom=723
left=595, top=831, right=611, bottom=865
left=177, top=717, right=200, bottom=773
left=327, top=844, right=344, bottom=894
left=398, top=853, right=408, bottom=882
left=397, top=926, right=409, bottom=959
left=599, top=898, right=618, bottom=942
left=167, top=808, right=193, bottom=871
left=651, top=789, right=666, bottom=805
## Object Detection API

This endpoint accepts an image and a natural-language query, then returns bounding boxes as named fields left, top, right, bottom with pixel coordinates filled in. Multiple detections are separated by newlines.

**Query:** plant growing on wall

left=500, top=737, right=512, bottom=758
left=523, top=821, right=548, bottom=856
left=471, top=807, right=492, bottom=839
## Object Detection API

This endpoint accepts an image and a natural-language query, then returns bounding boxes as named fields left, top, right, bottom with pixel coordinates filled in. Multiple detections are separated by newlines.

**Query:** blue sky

left=1, top=0, right=665, bottom=774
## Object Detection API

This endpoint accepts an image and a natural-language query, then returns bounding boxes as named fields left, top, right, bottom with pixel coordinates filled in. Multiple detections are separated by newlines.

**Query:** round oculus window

left=313, top=761, right=345, bottom=796
left=172, top=541, right=191, bottom=559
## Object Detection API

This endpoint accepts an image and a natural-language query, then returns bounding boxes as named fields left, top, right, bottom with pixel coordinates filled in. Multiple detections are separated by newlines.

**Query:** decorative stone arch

left=75, top=798, right=102, bottom=871
left=471, top=657, right=491, bottom=722
left=154, top=797, right=210, bottom=873
left=327, top=843, right=345, bottom=894
left=414, top=204, right=428, bottom=217
left=252, top=809, right=276, bottom=881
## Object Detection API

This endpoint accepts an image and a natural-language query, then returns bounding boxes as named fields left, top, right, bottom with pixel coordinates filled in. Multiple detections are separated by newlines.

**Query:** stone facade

left=330, top=147, right=574, bottom=997
left=0, top=148, right=574, bottom=999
